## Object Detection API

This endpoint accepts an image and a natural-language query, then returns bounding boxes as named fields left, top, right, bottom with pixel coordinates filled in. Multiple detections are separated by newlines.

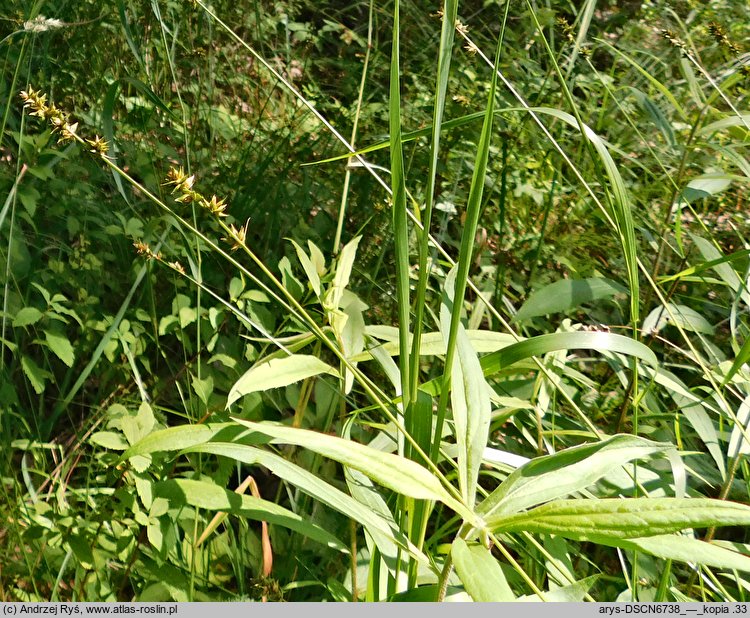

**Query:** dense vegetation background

left=2, top=0, right=750, bottom=603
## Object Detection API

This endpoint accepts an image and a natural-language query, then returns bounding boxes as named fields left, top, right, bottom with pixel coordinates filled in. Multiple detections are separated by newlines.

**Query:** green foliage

left=3, top=0, right=750, bottom=603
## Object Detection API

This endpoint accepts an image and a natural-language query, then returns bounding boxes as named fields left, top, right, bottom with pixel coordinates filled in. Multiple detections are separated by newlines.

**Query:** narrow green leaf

left=355, top=327, right=515, bottom=360
left=515, top=277, right=626, bottom=322
left=441, top=268, right=491, bottom=508
left=596, top=39, right=687, bottom=120
left=227, top=354, right=339, bottom=407
left=698, top=113, right=750, bottom=136
left=624, top=536, right=750, bottom=573
left=339, top=291, right=367, bottom=393
left=490, top=498, right=750, bottom=539
left=529, top=107, right=639, bottom=325
left=325, top=235, right=361, bottom=312
left=644, top=366, right=724, bottom=476
left=231, top=419, right=473, bottom=521
left=481, top=331, right=658, bottom=376
left=628, top=87, right=676, bottom=147
left=308, top=240, right=325, bottom=275
left=154, top=479, right=346, bottom=551
left=435, top=23, right=504, bottom=484
left=729, top=395, right=750, bottom=459
left=691, top=233, right=745, bottom=297
left=452, top=539, right=515, bottom=601
left=119, top=423, right=255, bottom=463
left=658, top=249, right=750, bottom=285
left=409, top=0, right=459, bottom=398
left=183, top=441, right=429, bottom=566
left=289, top=239, right=321, bottom=297
left=0, top=338, right=17, bottom=353
left=477, top=435, right=673, bottom=519
left=722, top=334, right=750, bottom=387
left=388, top=0, right=411, bottom=408
left=519, top=576, right=598, bottom=602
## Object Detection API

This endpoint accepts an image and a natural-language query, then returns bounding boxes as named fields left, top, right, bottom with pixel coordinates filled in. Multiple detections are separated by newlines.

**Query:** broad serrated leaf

left=21, top=355, right=51, bottom=394
left=90, top=431, right=129, bottom=450
left=13, top=307, right=43, bottom=328
left=227, top=354, right=339, bottom=407
left=44, top=330, right=74, bottom=367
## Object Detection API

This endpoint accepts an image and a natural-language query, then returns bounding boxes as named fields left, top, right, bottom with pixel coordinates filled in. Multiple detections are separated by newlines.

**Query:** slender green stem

left=333, top=0, right=374, bottom=254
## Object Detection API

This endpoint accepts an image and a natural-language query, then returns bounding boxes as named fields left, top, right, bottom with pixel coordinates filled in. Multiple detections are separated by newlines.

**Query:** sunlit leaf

left=230, top=420, right=474, bottom=521
left=441, top=267, right=491, bottom=507
left=13, top=307, right=43, bottom=328
left=44, top=330, right=75, bottom=367
left=227, top=354, right=339, bottom=406
left=478, top=435, right=673, bottom=518
left=490, top=498, right=750, bottom=539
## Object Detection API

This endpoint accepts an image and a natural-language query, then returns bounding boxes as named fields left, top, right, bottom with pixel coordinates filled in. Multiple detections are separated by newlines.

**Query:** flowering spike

left=202, top=194, right=228, bottom=217
left=222, top=220, right=249, bottom=251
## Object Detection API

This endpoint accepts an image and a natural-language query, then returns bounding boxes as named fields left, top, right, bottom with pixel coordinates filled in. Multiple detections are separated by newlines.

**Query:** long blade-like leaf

left=490, top=498, right=750, bottom=538
left=155, top=479, right=346, bottom=551
left=181, top=441, right=429, bottom=566
left=230, top=420, right=472, bottom=519
left=227, top=354, right=339, bottom=407
left=477, top=435, right=673, bottom=518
